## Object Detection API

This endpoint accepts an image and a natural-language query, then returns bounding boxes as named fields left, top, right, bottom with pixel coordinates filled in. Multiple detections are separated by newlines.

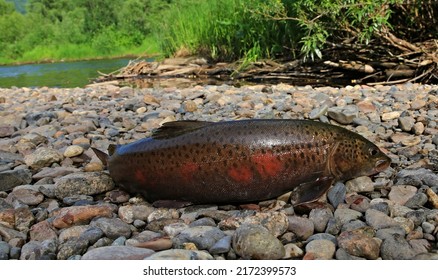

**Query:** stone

left=24, top=147, right=63, bottom=170
left=90, top=217, right=132, bottom=239
left=288, top=215, right=314, bottom=240
left=189, top=217, right=216, bottom=227
left=309, top=207, right=333, bottom=232
left=282, top=243, right=304, bottom=259
left=58, top=225, right=89, bottom=243
left=112, top=236, right=127, bottom=246
left=380, top=233, right=416, bottom=260
left=147, top=208, right=179, bottom=223
left=82, top=246, right=155, bottom=260
left=334, top=208, right=362, bottom=225
left=173, top=226, right=225, bottom=250
left=0, top=224, right=26, bottom=242
left=54, top=172, right=115, bottom=199
left=365, top=209, right=399, bottom=230
left=79, top=227, right=104, bottom=245
left=346, top=194, right=371, bottom=213
left=382, top=111, right=402, bottom=121
left=63, top=145, right=84, bottom=158
left=57, top=237, right=88, bottom=260
left=327, top=105, right=359, bottom=124
left=232, top=224, right=285, bottom=260
left=209, top=235, right=232, bottom=254
left=426, top=188, right=438, bottom=209
left=306, top=233, right=337, bottom=246
left=13, top=206, right=34, bottom=232
left=32, top=167, right=79, bottom=180
left=345, top=176, right=374, bottom=193
left=130, top=237, right=173, bottom=251
left=337, top=230, right=380, bottom=259
left=0, top=169, right=32, bottom=192
left=404, top=193, right=428, bottom=208
left=327, top=182, right=346, bottom=208
left=335, top=248, right=366, bottom=260
left=51, top=204, right=113, bottom=228
left=144, top=249, right=213, bottom=260
left=398, top=116, right=415, bottom=132
left=118, top=204, right=155, bottom=224
left=304, top=239, right=336, bottom=260
left=20, top=240, right=57, bottom=260
left=388, top=185, right=417, bottom=205
left=63, top=195, right=94, bottom=206
left=163, top=223, right=189, bottom=238
left=8, top=189, right=44, bottom=206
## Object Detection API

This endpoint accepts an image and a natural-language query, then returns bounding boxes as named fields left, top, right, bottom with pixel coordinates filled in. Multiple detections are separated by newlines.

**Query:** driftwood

left=92, top=34, right=438, bottom=87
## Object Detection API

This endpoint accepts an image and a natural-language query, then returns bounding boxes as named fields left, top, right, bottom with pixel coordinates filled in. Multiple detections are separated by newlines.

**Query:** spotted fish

left=93, top=119, right=390, bottom=207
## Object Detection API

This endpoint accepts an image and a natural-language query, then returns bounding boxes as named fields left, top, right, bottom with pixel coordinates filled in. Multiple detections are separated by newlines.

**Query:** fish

left=92, top=119, right=390, bottom=207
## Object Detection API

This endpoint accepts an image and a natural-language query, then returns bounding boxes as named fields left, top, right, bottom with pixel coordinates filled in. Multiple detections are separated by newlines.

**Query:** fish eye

left=369, top=147, right=379, bottom=156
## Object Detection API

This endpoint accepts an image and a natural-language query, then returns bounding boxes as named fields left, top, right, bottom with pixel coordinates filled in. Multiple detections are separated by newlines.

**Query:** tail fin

left=91, top=147, right=110, bottom=167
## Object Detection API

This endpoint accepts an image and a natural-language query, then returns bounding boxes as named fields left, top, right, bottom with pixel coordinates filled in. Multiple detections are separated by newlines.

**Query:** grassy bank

left=1, top=0, right=436, bottom=68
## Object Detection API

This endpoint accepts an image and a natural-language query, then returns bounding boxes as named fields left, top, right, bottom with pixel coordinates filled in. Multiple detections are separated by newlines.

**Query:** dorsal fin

left=91, top=147, right=109, bottom=167
left=152, top=121, right=212, bottom=139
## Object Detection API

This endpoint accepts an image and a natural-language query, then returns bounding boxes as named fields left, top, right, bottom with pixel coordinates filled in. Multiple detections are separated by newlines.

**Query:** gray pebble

left=305, top=239, right=335, bottom=259
left=327, top=105, right=358, bottom=124
left=341, top=219, right=368, bottom=232
left=306, top=233, right=337, bottom=246
left=9, top=247, right=21, bottom=259
left=233, top=224, right=285, bottom=260
left=112, top=236, right=126, bottom=246
left=380, top=234, right=416, bottom=260
left=173, top=226, right=225, bottom=250
left=91, top=217, right=132, bottom=239
left=404, top=192, right=428, bottom=208
left=334, top=208, right=362, bottom=225
left=309, top=207, right=333, bottom=232
left=369, top=202, right=390, bottom=215
left=189, top=217, right=216, bottom=227
left=57, top=237, right=88, bottom=260
left=209, top=235, right=232, bottom=254
left=0, top=169, right=32, bottom=192
left=63, top=195, right=94, bottom=206
left=83, top=246, right=155, bottom=260
left=345, top=176, right=374, bottom=193
left=24, top=147, right=63, bottom=170
left=327, top=182, right=346, bottom=208
left=421, top=222, right=435, bottom=234
left=79, top=227, right=104, bottom=245
left=288, top=215, right=315, bottom=240
left=54, top=172, right=115, bottom=199
left=365, top=209, right=399, bottom=230
left=144, top=249, right=213, bottom=260
left=335, top=248, right=366, bottom=260
left=375, top=227, right=406, bottom=240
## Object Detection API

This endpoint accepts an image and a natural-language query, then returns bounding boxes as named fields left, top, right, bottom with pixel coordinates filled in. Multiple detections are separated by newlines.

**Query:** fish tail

left=91, top=147, right=109, bottom=167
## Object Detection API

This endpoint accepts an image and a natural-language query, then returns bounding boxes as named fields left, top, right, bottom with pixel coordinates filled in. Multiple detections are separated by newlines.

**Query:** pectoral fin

left=290, top=176, right=334, bottom=206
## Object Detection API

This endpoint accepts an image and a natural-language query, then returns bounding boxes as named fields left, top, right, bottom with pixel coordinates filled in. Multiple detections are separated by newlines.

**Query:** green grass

left=0, top=35, right=160, bottom=65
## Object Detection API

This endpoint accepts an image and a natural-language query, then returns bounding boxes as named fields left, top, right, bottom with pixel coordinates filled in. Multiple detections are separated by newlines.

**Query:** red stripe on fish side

left=251, top=152, right=284, bottom=179
left=179, top=162, right=199, bottom=183
left=227, top=165, right=253, bottom=184
left=135, top=169, right=147, bottom=184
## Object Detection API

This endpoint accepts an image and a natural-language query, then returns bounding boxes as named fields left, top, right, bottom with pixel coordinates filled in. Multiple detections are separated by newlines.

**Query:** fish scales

left=98, top=119, right=390, bottom=205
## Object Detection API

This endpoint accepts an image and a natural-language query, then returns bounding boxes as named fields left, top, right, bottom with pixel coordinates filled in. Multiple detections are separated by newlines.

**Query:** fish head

left=329, top=137, right=391, bottom=181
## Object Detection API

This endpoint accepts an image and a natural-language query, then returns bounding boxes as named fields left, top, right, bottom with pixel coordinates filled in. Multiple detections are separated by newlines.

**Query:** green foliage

left=0, top=0, right=435, bottom=64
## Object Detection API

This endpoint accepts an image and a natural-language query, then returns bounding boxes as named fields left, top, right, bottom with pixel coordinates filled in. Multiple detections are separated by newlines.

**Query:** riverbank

left=0, top=83, right=437, bottom=260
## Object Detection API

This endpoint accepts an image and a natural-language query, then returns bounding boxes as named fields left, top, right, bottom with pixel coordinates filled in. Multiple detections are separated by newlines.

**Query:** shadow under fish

left=92, top=119, right=390, bottom=208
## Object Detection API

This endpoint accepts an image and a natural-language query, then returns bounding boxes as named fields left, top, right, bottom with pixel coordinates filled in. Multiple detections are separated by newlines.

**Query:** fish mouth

left=374, top=158, right=390, bottom=173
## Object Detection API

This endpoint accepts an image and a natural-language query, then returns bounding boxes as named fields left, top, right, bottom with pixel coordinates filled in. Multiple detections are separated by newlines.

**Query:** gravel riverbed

left=0, top=82, right=437, bottom=260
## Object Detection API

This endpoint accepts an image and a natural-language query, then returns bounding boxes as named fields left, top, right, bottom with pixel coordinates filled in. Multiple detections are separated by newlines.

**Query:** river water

left=0, top=58, right=133, bottom=88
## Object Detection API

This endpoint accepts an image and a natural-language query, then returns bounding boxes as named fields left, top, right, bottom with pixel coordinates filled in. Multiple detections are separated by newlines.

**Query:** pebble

left=51, top=204, right=113, bottom=228
left=90, top=217, right=132, bottom=239
left=345, top=176, right=374, bottom=193
left=304, top=239, right=335, bottom=260
left=365, top=209, right=399, bottom=230
left=54, top=172, right=115, bottom=199
left=327, top=105, right=358, bottom=124
left=173, top=226, right=225, bottom=250
left=233, top=224, right=285, bottom=259
left=327, top=182, right=346, bottom=208
left=287, top=215, right=314, bottom=240
left=1, top=83, right=437, bottom=260
left=118, top=204, right=155, bottom=224
left=24, top=147, right=63, bottom=170
left=145, top=249, right=214, bottom=260
left=308, top=208, right=333, bottom=232
left=337, top=229, right=380, bottom=259
left=82, top=246, right=155, bottom=260
left=0, top=169, right=33, bottom=192
left=63, top=145, right=84, bottom=158
left=388, top=185, right=417, bottom=205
